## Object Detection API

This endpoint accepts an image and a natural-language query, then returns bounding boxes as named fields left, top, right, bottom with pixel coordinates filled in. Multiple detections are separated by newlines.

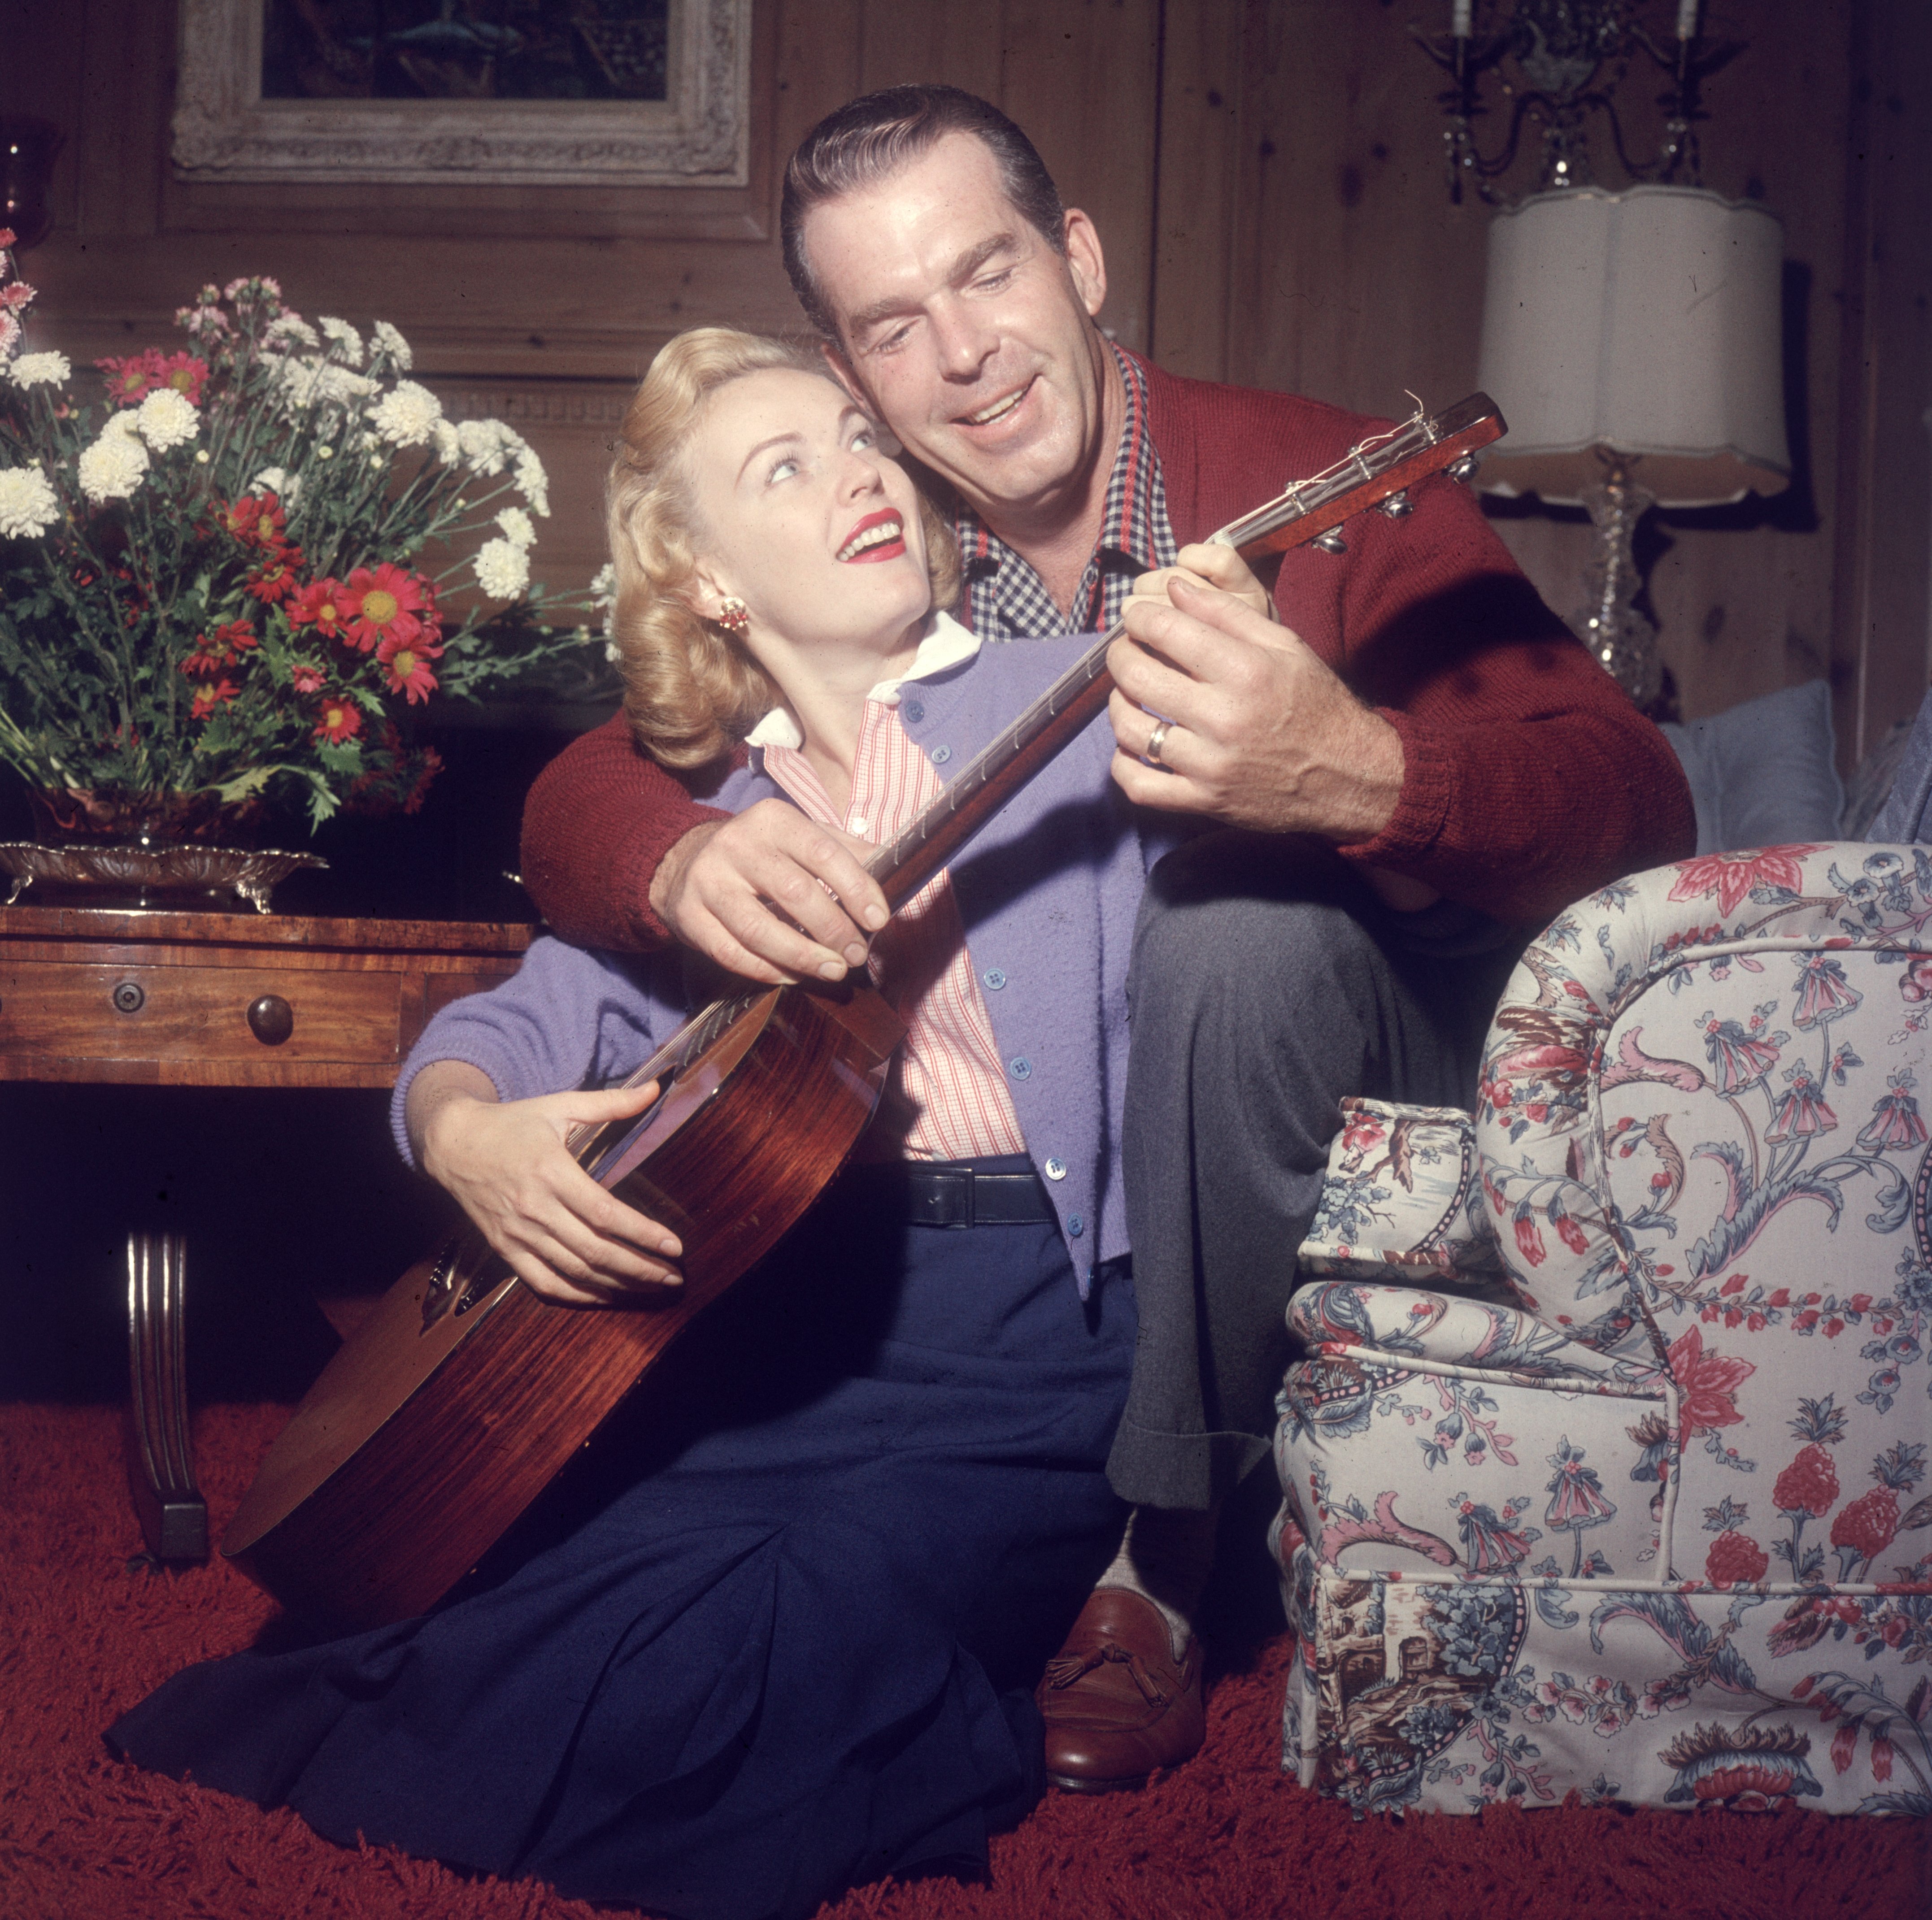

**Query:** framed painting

left=172, top=0, right=752, bottom=186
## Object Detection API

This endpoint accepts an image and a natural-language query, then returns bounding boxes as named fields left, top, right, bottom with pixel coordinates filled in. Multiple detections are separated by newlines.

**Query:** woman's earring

left=716, top=596, right=751, bottom=636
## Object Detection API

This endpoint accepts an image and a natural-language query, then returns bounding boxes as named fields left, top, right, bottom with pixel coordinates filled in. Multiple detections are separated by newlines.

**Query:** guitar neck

left=863, top=392, right=1502, bottom=911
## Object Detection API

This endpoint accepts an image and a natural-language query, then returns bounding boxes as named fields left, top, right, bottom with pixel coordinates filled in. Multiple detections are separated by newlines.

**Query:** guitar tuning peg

left=1446, top=454, right=1480, bottom=483
left=1377, top=490, right=1414, bottom=519
left=1313, top=528, right=1348, bottom=555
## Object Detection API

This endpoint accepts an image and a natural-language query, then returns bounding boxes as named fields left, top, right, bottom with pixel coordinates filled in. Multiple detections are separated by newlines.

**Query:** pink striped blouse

left=748, top=616, right=1026, bottom=1163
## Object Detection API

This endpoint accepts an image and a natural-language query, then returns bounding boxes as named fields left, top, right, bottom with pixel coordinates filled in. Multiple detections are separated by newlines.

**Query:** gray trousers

left=1105, top=831, right=1523, bottom=1511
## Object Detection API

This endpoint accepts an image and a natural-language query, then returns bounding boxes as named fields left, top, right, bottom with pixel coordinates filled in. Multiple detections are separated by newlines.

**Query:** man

left=517, top=86, right=1694, bottom=1792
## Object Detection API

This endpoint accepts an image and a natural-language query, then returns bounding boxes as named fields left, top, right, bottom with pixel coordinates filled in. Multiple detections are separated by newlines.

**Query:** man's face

left=798, top=132, right=1114, bottom=529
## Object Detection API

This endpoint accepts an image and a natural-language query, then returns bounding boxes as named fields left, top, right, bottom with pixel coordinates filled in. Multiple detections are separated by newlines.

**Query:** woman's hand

left=408, top=1062, right=685, bottom=1305
left=1123, top=541, right=1275, bottom=627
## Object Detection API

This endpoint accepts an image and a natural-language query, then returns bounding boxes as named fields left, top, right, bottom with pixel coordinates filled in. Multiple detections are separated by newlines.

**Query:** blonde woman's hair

left=605, top=326, right=960, bottom=769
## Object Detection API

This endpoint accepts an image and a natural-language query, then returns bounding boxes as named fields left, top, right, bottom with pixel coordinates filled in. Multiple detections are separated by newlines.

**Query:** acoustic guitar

left=222, top=393, right=1506, bottom=1630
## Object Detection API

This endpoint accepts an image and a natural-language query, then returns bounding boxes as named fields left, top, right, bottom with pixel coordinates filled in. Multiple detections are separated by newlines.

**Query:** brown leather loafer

left=1036, top=1586, right=1205, bottom=1793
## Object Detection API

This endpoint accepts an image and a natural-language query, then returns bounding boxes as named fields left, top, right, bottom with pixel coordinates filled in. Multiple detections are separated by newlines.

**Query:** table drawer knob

left=247, top=994, right=295, bottom=1045
left=111, top=981, right=145, bottom=1015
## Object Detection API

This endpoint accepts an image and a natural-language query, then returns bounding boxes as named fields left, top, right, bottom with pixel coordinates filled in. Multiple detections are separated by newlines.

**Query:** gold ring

left=1144, top=720, right=1171, bottom=766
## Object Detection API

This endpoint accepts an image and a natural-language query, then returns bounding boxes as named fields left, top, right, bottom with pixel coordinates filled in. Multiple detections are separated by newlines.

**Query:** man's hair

left=781, top=86, right=1067, bottom=342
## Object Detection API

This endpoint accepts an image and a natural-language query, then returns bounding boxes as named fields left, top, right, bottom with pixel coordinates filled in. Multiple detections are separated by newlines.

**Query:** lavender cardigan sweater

left=391, top=633, right=1177, bottom=1292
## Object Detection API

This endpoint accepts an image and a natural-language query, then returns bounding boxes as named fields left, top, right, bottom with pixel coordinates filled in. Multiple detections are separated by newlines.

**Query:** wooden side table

left=0, top=904, right=533, bottom=1558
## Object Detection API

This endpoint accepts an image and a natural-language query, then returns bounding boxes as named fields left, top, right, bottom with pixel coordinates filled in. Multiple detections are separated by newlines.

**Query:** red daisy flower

left=344, top=562, right=430, bottom=654
left=181, top=636, right=229, bottom=678
left=245, top=546, right=306, bottom=605
left=288, top=661, right=326, bottom=695
left=314, top=694, right=363, bottom=744
left=155, top=352, right=209, bottom=404
left=287, top=578, right=355, bottom=645
left=190, top=678, right=239, bottom=720
left=213, top=618, right=257, bottom=655
left=217, top=493, right=287, bottom=553
left=96, top=348, right=168, bottom=404
left=378, top=630, right=444, bottom=705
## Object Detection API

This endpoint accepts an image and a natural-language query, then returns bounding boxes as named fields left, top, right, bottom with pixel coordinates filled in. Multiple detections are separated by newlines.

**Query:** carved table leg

left=126, top=1232, right=207, bottom=1561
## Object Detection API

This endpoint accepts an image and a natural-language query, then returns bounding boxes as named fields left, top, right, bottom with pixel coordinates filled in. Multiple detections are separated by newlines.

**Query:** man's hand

left=648, top=799, right=890, bottom=985
left=409, top=1063, right=685, bottom=1306
left=1123, top=541, right=1275, bottom=626
left=1107, top=574, right=1406, bottom=844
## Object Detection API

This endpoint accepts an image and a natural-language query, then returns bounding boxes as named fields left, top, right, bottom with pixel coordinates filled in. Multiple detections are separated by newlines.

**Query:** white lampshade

left=1476, top=185, right=1791, bottom=508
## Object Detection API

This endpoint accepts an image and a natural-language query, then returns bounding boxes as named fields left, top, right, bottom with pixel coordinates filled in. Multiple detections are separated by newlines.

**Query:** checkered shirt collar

left=954, top=342, right=1177, bottom=640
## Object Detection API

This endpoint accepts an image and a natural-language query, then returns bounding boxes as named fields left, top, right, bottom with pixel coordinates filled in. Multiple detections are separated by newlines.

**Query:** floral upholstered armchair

left=1272, top=841, right=1932, bottom=1817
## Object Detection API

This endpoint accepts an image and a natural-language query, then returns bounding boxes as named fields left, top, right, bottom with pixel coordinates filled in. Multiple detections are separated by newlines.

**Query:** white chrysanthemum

left=456, top=418, right=509, bottom=475
left=431, top=417, right=461, bottom=465
left=318, top=316, right=365, bottom=365
left=474, top=536, right=531, bottom=600
left=370, top=320, right=413, bottom=371
left=279, top=357, right=379, bottom=411
left=77, top=415, right=149, bottom=503
left=262, top=314, right=321, bottom=354
left=135, top=387, right=200, bottom=452
left=251, top=465, right=299, bottom=503
left=6, top=351, right=70, bottom=389
left=0, top=465, right=61, bottom=538
left=495, top=505, right=535, bottom=548
left=513, top=448, right=549, bottom=516
left=371, top=379, right=442, bottom=448
left=590, top=560, right=617, bottom=634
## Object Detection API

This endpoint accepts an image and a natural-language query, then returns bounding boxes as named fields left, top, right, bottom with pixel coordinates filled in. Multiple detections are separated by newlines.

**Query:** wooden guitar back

left=222, top=980, right=904, bottom=1630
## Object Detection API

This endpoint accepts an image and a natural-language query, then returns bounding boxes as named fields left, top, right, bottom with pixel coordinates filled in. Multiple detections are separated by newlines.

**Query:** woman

left=108, top=330, right=1207, bottom=1919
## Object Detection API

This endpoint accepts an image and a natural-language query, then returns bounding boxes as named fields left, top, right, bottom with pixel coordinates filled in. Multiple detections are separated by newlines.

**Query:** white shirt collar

left=744, top=610, right=979, bottom=750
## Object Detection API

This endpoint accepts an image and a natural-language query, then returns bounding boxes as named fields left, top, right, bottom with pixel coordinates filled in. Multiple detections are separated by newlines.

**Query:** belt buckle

left=912, top=1168, right=972, bottom=1228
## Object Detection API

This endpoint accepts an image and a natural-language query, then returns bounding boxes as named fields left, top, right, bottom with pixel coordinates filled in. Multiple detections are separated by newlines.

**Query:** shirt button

left=849, top=814, right=870, bottom=837
left=1068, top=1214, right=1084, bottom=1237
left=930, top=744, right=952, bottom=765
left=1009, top=1057, right=1032, bottom=1081
left=982, top=968, right=1006, bottom=990
left=1044, top=1156, right=1066, bottom=1180
left=903, top=699, right=925, bottom=725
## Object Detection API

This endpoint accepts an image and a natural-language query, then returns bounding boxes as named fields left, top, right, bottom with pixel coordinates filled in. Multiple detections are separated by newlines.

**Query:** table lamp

left=1474, top=183, right=1790, bottom=707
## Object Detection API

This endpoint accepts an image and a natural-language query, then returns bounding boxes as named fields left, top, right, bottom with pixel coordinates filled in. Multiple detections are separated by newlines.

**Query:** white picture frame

left=171, top=0, right=752, bottom=187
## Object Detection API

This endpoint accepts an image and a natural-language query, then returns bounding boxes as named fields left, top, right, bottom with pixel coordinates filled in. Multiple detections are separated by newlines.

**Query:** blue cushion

left=1658, top=679, right=1843, bottom=855
left=1868, top=687, right=1932, bottom=843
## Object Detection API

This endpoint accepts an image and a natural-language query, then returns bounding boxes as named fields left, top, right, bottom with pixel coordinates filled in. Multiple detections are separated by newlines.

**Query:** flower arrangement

left=0, top=238, right=602, bottom=834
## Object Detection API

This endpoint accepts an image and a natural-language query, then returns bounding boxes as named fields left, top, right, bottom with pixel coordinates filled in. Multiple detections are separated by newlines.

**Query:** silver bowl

left=0, top=842, right=328, bottom=914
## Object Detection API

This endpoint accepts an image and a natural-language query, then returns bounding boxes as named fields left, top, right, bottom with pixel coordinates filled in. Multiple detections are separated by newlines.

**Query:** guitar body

left=222, top=978, right=905, bottom=1631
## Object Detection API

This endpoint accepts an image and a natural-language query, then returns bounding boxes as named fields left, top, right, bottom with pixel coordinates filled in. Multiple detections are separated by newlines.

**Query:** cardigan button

left=982, top=968, right=1006, bottom=990
left=903, top=699, right=925, bottom=724
left=1044, top=1156, right=1067, bottom=1180
left=1067, top=1214, right=1084, bottom=1237
left=930, top=744, right=952, bottom=766
left=1009, top=1057, right=1032, bottom=1081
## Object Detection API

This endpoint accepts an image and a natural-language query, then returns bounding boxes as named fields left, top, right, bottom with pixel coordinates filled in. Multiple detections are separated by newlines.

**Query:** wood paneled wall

left=4, top=0, right=1927, bottom=755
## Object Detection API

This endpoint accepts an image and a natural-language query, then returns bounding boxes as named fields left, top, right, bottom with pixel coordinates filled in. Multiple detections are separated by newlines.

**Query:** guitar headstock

left=1222, top=393, right=1506, bottom=563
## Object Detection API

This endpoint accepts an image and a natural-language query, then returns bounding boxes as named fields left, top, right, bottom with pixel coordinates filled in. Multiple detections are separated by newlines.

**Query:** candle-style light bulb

left=1676, top=0, right=1699, bottom=39
left=1453, top=0, right=1473, bottom=39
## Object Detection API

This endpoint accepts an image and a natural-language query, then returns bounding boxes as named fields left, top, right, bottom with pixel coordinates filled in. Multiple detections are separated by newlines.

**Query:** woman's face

left=685, top=366, right=932, bottom=663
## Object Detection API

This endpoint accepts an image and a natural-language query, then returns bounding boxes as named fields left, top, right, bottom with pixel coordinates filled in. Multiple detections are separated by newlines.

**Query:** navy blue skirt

left=109, top=1161, right=1136, bottom=1920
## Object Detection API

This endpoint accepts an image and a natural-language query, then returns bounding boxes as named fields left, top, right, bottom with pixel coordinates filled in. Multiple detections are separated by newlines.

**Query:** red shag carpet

left=3, top=1401, right=1928, bottom=1920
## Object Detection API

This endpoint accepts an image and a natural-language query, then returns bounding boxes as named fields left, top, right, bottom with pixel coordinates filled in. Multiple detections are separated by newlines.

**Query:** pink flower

left=1513, top=1214, right=1547, bottom=1268
left=1669, top=846, right=1820, bottom=919
left=1667, top=1325, right=1754, bottom=1437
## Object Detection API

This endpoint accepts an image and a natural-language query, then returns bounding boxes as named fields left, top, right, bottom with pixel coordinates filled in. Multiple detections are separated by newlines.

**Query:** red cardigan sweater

left=519, top=355, right=1693, bottom=946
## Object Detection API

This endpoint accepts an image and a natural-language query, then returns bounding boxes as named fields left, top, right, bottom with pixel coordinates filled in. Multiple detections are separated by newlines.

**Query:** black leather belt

left=893, top=1163, right=1057, bottom=1229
